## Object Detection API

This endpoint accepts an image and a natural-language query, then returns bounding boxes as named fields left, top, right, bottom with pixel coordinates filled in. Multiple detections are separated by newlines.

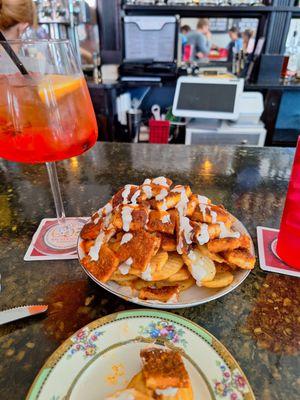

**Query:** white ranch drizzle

left=155, top=188, right=168, bottom=201
left=126, top=257, right=133, bottom=265
left=155, top=387, right=179, bottom=396
left=143, top=178, right=151, bottom=185
left=118, top=258, right=133, bottom=275
left=141, top=264, right=152, bottom=281
left=197, top=223, right=210, bottom=245
left=210, top=210, right=218, bottom=224
left=142, top=185, right=153, bottom=199
left=121, top=206, right=133, bottom=232
left=93, top=215, right=101, bottom=225
left=198, top=195, right=209, bottom=204
left=93, top=202, right=113, bottom=224
left=181, top=216, right=193, bottom=244
left=120, top=233, right=133, bottom=245
left=172, top=185, right=185, bottom=193
left=188, top=250, right=197, bottom=261
left=161, top=214, right=171, bottom=224
left=130, top=189, right=141, bottom=205
left=152, top=176, right=168, bottom=186
left=218, top=222, right=241, bottom=239
left=121, top=184, right=133, bottom=204
left=175, top=187, right=193, bottom=253
left=103, top=213, right=112, bottom=229
left=161, top=199, right=168, bottom=211
left=199, top=203, right=208, bottom=221
left=88, top=231, right=105, bottom=261
left=118, top=263, right=130, bottom=275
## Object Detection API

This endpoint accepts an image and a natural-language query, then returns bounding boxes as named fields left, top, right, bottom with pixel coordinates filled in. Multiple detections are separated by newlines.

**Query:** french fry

left=202, top=271, right=234, bottom=288
left=182, top=249, right=216, bottom=285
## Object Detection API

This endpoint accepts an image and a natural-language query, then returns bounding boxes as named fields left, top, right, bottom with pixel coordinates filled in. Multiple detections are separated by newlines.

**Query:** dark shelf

left=123, top=4, right=300, bottom=17
left=245, top=81, right=300, bottom=90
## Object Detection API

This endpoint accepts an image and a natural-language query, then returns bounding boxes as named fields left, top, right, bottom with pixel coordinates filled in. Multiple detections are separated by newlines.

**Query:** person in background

left=180, top=24, right=191, bottom=59
left=242, top=29, right=255, bottom=55
left=181, top=25, right=191, bottom=39
left=0, top=0, right=36, bottom=39
left=227, top=26, right=243, bottom=62
left=187, top=18, right=212, bottom=61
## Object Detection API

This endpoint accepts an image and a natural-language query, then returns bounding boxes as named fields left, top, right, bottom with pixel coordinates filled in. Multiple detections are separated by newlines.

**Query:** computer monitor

left=172, top=77, right=244, bottom=121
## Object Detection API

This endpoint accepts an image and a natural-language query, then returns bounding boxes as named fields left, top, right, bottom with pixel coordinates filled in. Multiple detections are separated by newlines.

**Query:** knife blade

left=0, top=305, right=48, bottom=325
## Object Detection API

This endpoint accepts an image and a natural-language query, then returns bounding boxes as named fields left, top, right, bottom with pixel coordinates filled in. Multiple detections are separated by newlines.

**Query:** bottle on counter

left=286, top=31, right=298, bottom=78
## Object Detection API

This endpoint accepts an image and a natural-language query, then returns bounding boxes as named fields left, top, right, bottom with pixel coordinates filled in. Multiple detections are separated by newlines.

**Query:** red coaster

left=24, top=217, right=89, bottom=261
left=257, top=226, right=300, bottom=277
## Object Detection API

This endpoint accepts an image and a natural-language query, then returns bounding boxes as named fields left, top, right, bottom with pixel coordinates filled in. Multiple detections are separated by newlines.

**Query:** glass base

left=33, top=217, right=86, bottom=256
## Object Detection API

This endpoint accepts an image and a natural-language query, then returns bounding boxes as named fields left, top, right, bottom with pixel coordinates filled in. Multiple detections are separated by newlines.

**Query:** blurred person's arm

left=196, top=51, right=205, bottom=59
left=196, top=33, right=211, bottom=57
left=80, top=47, right=93, bottom=64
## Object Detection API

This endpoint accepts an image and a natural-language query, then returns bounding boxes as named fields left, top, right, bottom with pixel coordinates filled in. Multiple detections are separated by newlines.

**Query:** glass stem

left=46, top=162, right=66, bottom=225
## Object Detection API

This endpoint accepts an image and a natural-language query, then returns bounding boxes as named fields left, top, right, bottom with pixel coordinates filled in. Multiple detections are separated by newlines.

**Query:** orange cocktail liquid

left=0, top=74, right=97, bottom=163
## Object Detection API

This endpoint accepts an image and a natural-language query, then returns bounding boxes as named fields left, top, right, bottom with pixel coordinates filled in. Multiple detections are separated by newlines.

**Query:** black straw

left=0, top=31, right=29, bottom=75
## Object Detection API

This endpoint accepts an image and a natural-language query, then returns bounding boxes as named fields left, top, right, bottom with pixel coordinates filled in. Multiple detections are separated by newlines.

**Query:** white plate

left=77, top=218, right=254, bottom=309
left=26, top=310, right=255, bottom=400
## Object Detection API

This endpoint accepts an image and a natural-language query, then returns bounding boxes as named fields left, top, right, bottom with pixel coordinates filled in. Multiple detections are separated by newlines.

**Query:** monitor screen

left=177, top=83, right=237, bottom=113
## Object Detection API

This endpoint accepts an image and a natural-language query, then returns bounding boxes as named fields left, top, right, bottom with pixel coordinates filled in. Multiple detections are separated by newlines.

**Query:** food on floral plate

left=27, top=309, right=255, bottom=400
left=78, top=177, right=255, bottom=308
left=106, top=348, right=194, bottom=400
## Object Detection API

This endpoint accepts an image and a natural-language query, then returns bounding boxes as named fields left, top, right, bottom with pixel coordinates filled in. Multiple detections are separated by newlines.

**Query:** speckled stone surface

left=0, top=143, right=299, bottom=400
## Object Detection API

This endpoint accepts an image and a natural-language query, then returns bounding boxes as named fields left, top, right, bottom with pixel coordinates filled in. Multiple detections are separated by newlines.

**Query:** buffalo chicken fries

left=80, top=177, right=255, bottom=303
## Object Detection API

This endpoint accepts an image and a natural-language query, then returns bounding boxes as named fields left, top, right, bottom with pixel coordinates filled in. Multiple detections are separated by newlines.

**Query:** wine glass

left=0, top=39, right=98, bottom=255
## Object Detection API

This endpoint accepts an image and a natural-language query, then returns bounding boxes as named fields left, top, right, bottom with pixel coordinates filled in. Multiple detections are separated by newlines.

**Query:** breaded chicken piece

left=149, top=176, right=173, bottom=187
left=186, top=194, right=199, bottom=217
left=147, top=210, right=176, bottom=235
left=112, top=204, right=149, bottom=232
left=207, top=234, right=250, bottom=253
left=171, top=185, right=192, bottom=198
left=191, top=204, right=231, bottom=225
left=82, top=244, right=119, bottom=283
left=150, top=185, right=192, bottom=211
left=160, top=234, right=177, bottom=252
left=115, top=230, right=161, bottom=271
left=139, top=285, right=179, bottom=302
left=80, top=221, right=102, bottom=240
left=150, top=191, right=180, bottom=211
left=138, top=184, right=169, bottom=203
left=112, top=185, right=139, bottom=208
left=222, top=248, right=255, bottom=270
left=141, top=348, right=190, bottom=390
left=80, top=239, right=95, bottom=254
left=192, top=222, right=221, bottom=243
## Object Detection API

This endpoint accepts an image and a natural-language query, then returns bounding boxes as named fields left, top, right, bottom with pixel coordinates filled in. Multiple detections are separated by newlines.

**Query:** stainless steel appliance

left=34, top=0, right=87, bottom=63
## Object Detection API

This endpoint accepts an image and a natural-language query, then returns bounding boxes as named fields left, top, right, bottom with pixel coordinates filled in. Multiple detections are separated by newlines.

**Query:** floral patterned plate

left=26, top=309, right=255, bottom=400
left=78, top=218, right=255, bottom=309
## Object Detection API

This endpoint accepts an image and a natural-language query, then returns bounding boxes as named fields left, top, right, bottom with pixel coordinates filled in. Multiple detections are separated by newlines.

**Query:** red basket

left=149, top=119, right=170, bottom=144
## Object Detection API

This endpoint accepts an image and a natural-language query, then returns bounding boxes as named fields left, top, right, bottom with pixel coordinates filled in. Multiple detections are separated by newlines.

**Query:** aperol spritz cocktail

left=0, top=39, right=98, bottom=254
left=0, top=74, right=97, bottom=163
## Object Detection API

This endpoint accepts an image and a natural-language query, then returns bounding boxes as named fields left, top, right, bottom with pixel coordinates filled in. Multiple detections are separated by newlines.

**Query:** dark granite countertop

left=0, top=143, right=299, bottom=400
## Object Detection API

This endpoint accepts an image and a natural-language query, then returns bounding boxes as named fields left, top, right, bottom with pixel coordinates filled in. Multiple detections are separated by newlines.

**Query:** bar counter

left=0, top=143, right=299, bottom=400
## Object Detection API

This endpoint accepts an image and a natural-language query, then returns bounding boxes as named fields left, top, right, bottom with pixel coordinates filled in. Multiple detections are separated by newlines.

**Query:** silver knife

left=0, top=305, right=48, bottom=325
